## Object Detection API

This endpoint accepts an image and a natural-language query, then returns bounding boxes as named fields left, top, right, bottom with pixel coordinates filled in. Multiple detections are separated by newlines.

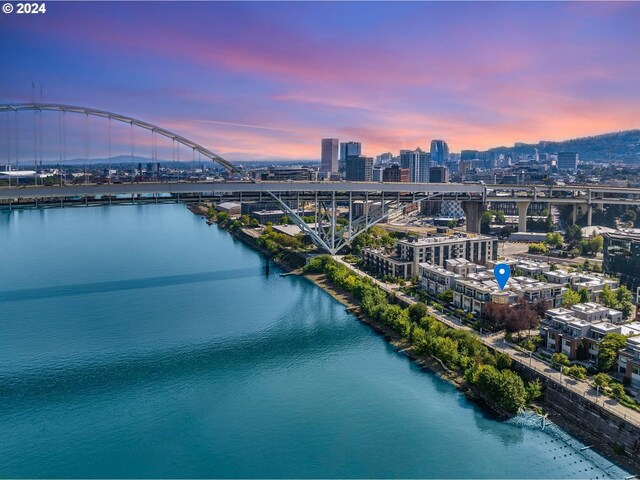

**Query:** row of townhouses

left=415, top=256, right=639, bottom=387
left=495, top=258, right=619, bottom=303
left=541, top=305, right=640, bottom=387
left=419, top=259, right=565, bottom=316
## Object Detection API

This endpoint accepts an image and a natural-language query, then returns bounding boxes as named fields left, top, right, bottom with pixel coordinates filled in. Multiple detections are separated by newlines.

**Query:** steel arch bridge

left=0, top=102, right=452, bottom=253
left=0, top=102, right=240, bottom=173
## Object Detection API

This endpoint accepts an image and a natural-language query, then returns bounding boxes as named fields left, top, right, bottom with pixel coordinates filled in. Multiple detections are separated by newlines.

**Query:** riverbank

left=189, top=205, right=637, bottom=473
left=307, top=266, right=640, bottom=473
left=189, top=204, right=308, bottom=272
left=305, top=272, right=513, bottom=420
left=190, top=205, right=514, bottom=418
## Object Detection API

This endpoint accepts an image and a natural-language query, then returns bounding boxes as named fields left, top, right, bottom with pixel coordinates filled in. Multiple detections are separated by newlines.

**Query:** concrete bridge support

left=516, top=200, right=531, bottom=233
left=572, top=205, right=577, bottom=225
left=461, top=201, right=487, bottom=234
left=587, top=204, right=593, bottom=227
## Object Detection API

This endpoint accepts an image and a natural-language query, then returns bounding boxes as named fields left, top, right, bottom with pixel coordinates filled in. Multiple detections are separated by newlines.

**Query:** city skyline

left=1, top=2, right=639, bottom=162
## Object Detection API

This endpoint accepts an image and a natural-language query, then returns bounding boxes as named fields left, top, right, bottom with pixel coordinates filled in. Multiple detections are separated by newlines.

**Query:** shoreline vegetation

left=303, top=256, right=540, bottom=417
left=188, top=204, right=636, bottom=473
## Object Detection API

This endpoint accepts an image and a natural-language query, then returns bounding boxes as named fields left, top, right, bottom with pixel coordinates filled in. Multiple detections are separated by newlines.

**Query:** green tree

left=561, top=289, right=581, bottom=308
left=578, top=288, right=591, bottom=303
left=620, top=301, right=634, bottom=321
left=545, top=213, right=555, bottom=232
left=579, top=235, right=603, bottom=256
left=495, top=352, right=512, bottom=370
left=622, top=209, right=637, bottom=224
left=597, top=333, right=627, bottom=372
left=481, top=211, right=494, bottom=224
left=566, top=365, right=587, bottom=380
left=497, top=370, right=527, bottom=412
left=432, top=336, right=459, bottom=369
left=590, top=235, right=604, bottom=254
left=600, top=285, right=619, bottom=308
left=525, top=378, right=543, bottom=403
left=528, top=242, right=548, bottom=254
left=481, top=211, right=493, bottom=233
left=545, top=232, right=563, bottom=248
left=408, top=302, right=428, bottom=323
left=564, top=224, right=583, bottom=245
left=593, top=373, right=609, bottom=396
left=551, top=352, right=570, bottom=369
left=437, top=289, right=454, bottom=306
left=601, top=285, right=635, bottom=320
left=610, top=382, right=625, bottom=399
left=447, top=220, right=457, bottom=229
left=616, top=285, right=633, bottom=304
left=495, top=211, right=506, bottom=224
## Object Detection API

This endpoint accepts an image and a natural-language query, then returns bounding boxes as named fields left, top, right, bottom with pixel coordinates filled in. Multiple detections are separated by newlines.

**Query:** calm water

left=0, top=205, right=629, bottom=478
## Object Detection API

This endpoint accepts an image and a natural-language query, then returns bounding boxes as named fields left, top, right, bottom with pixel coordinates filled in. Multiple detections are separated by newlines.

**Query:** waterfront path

left=332, top=256, right=640, bottom=428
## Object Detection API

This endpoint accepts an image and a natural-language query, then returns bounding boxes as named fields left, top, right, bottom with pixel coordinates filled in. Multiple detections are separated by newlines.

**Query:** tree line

left=304, top=256, right=542, bottom=413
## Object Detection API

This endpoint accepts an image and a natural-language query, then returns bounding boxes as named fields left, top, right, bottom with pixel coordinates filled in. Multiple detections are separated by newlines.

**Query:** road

left=333, top=256, right=640, bottom=428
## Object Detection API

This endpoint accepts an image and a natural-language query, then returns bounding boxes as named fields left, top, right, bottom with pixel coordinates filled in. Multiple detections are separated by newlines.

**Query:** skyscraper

left=339, top=141, right=361, bottom=161
left=400, top=148, right=430, bottom=183
left=345, top=156, right=373, bottom=181
left=321, top=138, right=339, bottom=174
left=557, top=152, right=579, bottom=172
left=339, top=141, right=361, bottom=175
left=430, top=140, right=449, bottom=166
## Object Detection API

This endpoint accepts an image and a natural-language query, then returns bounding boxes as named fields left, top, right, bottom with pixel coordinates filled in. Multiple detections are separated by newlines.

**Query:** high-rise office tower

left=339, top=141, right=361, bottom=175
left=321, top=138, right=339, bottom=174
left=340, top=141, right=361, bottom=161
left=557, top=152, right=579, bottom=172
left=400, top=148, right=430, bottom=183
left=430, top=140, right=449, bottom=166
left=345, top=156, right=373, bottom=181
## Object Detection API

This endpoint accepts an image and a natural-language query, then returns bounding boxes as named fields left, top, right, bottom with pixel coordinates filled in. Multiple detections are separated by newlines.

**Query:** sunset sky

left=1, top=1, right=639, bottom=162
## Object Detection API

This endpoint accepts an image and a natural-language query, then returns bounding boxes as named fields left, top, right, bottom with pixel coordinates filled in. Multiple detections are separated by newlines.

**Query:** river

left=0, top=204, right=629, bottom=478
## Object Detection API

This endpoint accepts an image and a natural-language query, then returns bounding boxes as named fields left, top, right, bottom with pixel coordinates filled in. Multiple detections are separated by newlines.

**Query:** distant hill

left=489, top=130, right=640, bottom=163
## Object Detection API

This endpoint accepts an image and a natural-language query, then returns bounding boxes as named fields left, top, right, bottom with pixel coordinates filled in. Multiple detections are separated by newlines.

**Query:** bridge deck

left=1, top=182, right=639, bottom=204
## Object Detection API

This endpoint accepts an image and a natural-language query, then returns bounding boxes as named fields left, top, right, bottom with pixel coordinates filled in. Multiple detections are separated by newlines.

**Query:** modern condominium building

left=363, top=233, right=497, bottom=279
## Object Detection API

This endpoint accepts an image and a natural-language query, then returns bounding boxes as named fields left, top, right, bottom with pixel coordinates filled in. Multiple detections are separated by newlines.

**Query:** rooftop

left=398, top=233, right=493, bottom=246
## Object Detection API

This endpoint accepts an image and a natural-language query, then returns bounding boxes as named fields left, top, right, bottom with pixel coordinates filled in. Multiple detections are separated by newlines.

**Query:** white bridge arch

left=0, top=102, right=240, bottom=173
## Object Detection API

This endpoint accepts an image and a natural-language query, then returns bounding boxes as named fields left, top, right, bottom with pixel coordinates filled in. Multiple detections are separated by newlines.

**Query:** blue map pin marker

left=493, top=263, right=511, bottom=290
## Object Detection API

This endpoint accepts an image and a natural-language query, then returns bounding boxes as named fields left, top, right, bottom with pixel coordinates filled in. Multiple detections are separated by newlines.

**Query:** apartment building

left=396, top=234, right=498, bottom=273
left=362, top=248, right=413, bottom=278
left=363, top=233, right=497, bottom=279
